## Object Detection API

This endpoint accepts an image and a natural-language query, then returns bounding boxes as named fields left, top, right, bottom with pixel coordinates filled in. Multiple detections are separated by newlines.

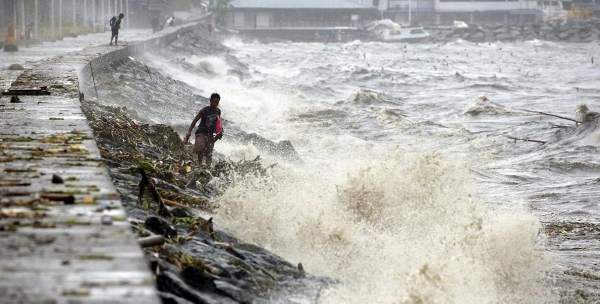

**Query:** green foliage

left=168, top=251, right=212, bottom=272
left=173, top=216, right=198, bottom=226
left=136, top=158, right=156, bottom=174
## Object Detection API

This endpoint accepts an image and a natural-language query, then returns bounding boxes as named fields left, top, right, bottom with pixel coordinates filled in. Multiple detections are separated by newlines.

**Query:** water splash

left=215, top=150, right=552, bottom=303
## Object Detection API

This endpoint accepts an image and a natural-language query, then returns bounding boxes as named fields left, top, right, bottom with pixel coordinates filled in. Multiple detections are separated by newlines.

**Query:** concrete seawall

left=0, top=18, right=208, bottom=304
left=80, top=21, right=206, bottom=97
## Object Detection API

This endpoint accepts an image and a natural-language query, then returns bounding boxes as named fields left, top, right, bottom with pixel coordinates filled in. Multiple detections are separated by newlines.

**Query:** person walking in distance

left=110, top=13, right=125, bottom=46
left=184, top=93, right=224, bottom=168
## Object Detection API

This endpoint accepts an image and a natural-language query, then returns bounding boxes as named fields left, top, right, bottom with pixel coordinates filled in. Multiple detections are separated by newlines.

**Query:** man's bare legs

left=197, top=141, right=214, bottom=168
left=197, top=151, right=205, bottom=167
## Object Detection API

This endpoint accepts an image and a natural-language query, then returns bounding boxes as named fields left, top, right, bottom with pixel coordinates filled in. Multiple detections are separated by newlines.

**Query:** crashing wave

left=464, top=96, right=514, bottom=116
left=364, top=19, right=403, bottom=37
left=377, top=108, right=408, bottom=125
left=340, top=88, right=395, bottom=105
left=543, top=104, right=600, bottom=147
left=215, top=150, right=551, bottom=303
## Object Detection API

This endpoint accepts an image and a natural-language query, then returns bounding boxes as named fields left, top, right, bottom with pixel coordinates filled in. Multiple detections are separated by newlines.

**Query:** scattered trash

left=2, top=86, right=50, bottom=96
left=100, top=215, right=113, bottom=225
left=41, top=193, right=75, bottom=205
left=51, top=174, right=64, bottom=184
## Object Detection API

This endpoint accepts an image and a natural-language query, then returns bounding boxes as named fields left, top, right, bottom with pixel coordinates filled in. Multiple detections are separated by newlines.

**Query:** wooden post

left=72, top=0, right=77, bottom=28
left=83, top=0, right=88, bottom=30
left=34, top=0, right=39, bottom=39
left=58, top=0, right=63, bottom=39
left=18, top=0, right=25, bottom=40
left=4, top=0, right=18, bottom=51
left=107, top=0, right=111, bottom=19
left=100, top=0, right=105, bottom=31
left=94, top=0, right=98, bottom=31
left=105, top=0, right=109, bottom=29
left=90, top=0, right=94, bottom=30
left=12, top=0, right=17, bottom=38
left=105, top=0, right=109, bottom=31
left=50, top=0, right=55, bottom=39
left=99, top=0, right=103, bottom=31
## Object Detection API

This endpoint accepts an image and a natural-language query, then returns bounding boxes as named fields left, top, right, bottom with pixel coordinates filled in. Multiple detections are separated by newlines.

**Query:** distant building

left=380, top=0, right=541, bottom=25
left=225, top=0, right=379, bottom=29
left=566, top=0, right=600, bottom=18
left=434, top=0, right=541, bottom=25
left=385, top=0, right=437, bottom=24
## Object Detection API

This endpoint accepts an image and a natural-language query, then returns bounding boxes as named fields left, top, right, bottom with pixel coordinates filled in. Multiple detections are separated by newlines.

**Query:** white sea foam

left=215, top=150, right=552, bottom=303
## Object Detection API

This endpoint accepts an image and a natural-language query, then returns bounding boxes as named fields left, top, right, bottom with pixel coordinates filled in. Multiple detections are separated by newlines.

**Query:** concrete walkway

left=0, top=29, right=153, bottom=91
left=0, top=23, right=204, bottom=303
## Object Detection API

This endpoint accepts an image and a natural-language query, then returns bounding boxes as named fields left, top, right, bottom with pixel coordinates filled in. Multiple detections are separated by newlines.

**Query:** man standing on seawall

left=184, top=93, right=224, bottom=168
left=110, top=13, right=125, bottom=46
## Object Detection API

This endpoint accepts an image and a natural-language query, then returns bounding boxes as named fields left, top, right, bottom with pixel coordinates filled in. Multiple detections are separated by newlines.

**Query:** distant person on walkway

left=110, top=13, right=125, bottom=46
left=25, top=23, right=33, bottom=40
left=184, top=93, right=224, bottom=168
left=166, top=16, right=175, bottom=27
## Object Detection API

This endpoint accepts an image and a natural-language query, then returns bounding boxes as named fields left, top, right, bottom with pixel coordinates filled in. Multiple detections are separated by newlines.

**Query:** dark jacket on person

left=110, top=17, right=122, bottom=33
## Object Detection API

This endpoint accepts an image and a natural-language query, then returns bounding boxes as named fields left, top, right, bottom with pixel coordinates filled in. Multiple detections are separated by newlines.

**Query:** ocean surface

left=113, top=38, right=600, bottom=303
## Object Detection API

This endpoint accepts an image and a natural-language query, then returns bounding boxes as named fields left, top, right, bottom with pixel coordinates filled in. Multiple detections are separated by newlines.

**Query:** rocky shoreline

left=236, top=19, right=600, bottom=43
left=427, top=19, right=600, bottom=43
left=80, top=27, right=324, bottom=303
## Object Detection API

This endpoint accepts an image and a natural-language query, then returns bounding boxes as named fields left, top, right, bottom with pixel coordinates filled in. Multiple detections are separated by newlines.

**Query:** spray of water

left=215, top=150, right=552, bottom=303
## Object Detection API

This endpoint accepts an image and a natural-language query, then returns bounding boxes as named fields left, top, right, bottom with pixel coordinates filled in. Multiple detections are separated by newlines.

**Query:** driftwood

left=163, top=198, right=189, bottom=209
left=139, top=235, right=166, bottom=247
left=521, top=109, right=581, bottom=124
left=506, top=136, right=547, bottom=144
left=506, top=109, right=578, bottom=144
left=138, top=168, right=171, bottom=217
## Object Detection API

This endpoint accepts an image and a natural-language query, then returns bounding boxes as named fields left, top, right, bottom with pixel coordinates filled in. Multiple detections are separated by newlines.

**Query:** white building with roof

left=225, top=0, right=379, bottom=29
left=380, top=0, right=541, bottom=24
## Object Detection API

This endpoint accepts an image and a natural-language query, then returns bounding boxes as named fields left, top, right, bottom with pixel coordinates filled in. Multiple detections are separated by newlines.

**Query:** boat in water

left=380, top=27, right=430, bottom=42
